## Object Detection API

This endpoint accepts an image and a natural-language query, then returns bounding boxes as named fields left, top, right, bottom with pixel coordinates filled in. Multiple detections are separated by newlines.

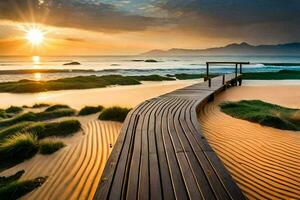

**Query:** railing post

left=208, top=78, right=211, bottom=87
left=240, top=64, right=242, bottom=74
left=206, top=62, right=209, bottom=80
left=222, top=74, right=225, bottom=85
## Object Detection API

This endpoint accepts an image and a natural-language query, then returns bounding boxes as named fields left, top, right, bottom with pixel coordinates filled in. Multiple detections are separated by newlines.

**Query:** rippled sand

left=199, top=85, right=300, bottom=199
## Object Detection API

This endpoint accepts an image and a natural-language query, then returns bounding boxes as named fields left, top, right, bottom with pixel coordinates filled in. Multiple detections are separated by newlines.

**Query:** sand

left=0, top=80, right=197, bottom=200
left=0, top=80, right=198, bottom=109
left=199, top=85, right=300, bottom=199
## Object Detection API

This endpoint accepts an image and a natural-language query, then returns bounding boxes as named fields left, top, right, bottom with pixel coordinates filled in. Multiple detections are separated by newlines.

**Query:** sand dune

left=0, top=116, right=122, bottom=200
left=199, top=86, right=300, bottom=199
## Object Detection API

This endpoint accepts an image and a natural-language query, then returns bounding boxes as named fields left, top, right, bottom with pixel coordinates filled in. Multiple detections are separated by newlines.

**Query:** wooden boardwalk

left=94, top=73, right=245, bottom=200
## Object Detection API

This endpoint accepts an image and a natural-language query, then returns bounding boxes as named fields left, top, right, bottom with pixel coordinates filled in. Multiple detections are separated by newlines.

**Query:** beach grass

left=0, top=74, right=180, bottom=93
left=0, top=170, right=25, bottom=188
left=0, top=108, right=76, bottom=128
left=45, top=104, right=70, bottom=112
left=79, top=106, right=104, bottom=116
left=173, top=73, right=218, bottom=80
left=0, top=176, right=46, bottom=199
left=32, top=103, right=50, bottom=108
left=98, top=106, right=131, bottom=122
left=243, top=70, right=300, bottom=80
left=0, top=120, right=80, bottom=140
left=130, top=75, right=175, bottom=81
left=0, top=106, right=23, bottom=120
left=39, top=139, right=66, bottom=155
left=220, top=100, right=300, bottom=131
left=0, top=122, right=33, bottom=140
left=26, top=120, right=81, bottom=139
left=0, top=133, right=39, bottom=164
left=5, top=106, right=23, bottom=114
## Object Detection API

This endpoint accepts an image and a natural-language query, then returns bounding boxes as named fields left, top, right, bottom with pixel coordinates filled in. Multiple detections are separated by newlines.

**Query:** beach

left=0, top=79, right=197, bottom=199
left=199, top=85, right=300, bottom=199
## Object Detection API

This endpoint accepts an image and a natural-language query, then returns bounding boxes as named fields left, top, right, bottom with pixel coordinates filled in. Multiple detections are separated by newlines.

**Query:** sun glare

left=26, top=28, right=44, bottom=45
left=32, top=56, right=40, bottom=64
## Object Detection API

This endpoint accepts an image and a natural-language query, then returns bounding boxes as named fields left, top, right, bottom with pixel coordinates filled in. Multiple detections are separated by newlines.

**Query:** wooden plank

left=162, top=98, right=189, bottom=199
left=155, top=98, right=178, bottom=200
left=108, top=101, right=155, bottom=199
left=94, top=101, right=147, bottom=200
left=126, top=100, right=159, bottom=199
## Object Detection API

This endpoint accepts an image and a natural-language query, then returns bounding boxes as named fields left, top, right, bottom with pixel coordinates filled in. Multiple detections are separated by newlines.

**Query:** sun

left=26, top=28, right=44, bottom=45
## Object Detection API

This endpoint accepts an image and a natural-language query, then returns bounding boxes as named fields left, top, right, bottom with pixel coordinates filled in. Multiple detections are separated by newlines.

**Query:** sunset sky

left=1, top=0, right=300, bottom=55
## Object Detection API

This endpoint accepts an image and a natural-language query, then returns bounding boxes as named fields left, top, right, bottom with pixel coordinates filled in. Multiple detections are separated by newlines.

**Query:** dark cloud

left=159, top=0, right=300, bottom=25
left=157, top=0, right=300, bottom=42
left=0, top=0, right=165, bottom=32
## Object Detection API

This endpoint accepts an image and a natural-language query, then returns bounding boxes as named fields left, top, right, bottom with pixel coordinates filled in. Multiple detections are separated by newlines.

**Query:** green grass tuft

left=220, top=100, right=300, bottom=131
left=78, top=106, right=104, bottom=116
left=32, top=103, right=50, bottom=108
left=39, top=139, right=65, bottom=155
left=0, top=122, right=33, bottom=140
left=0, top=176, right=46, bottom=200
left=0, top=108, right=76, bottom=128
left=25, top=120, right=81, bottom=139
left=0, top=170, right=25, bottom=188
left=98, top=106, right=131, bottom=122
left=0, top=133, right=39, bottom=164
left=130, top=75, right=175, bottom=81
left=45, top=104, right=70, bottom=112
left=5, top=106, right=23, bottom=114
left=174, top=73, right=214, bottom=80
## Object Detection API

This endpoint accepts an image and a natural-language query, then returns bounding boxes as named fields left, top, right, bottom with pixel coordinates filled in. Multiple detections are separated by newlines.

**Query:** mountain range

left=142, top=42, right=300, bottom=56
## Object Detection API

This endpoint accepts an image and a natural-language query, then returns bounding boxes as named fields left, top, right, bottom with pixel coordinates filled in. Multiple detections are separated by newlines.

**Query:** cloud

left=159, top=0, right=300, bottom=25
left=0, top=0, right=166, bottom=32
left=156, top=0, right=300, bottom=42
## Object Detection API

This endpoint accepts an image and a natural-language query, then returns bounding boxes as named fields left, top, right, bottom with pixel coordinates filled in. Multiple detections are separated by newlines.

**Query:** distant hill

left=141, top=42, right=300, bottom=56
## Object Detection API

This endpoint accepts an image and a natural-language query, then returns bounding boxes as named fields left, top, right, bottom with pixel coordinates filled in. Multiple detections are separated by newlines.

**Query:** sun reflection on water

left=34, top=73, right=42, bottom=81
left=32, top=56, right=40, bottom=64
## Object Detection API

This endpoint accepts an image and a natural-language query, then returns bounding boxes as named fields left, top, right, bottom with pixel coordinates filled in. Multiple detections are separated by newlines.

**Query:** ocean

left=0, top=55, right=300, bottom=82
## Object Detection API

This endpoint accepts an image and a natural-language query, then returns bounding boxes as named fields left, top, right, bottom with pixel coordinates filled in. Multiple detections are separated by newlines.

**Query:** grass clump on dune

left=220, top=100, right=300, bottom=131
left=0, top=170, right=25, bottom=188
left=0, top=106, right=23, bottom=120
left=0, top=120, right=81, bottom=140
left=32, top=103, right=50, bottom=108
left=0, top=122, right=33, bottom=140
left=45, top=104, right=70, bottom=112
left=0, top=108, right=76, bottom=128
left=130, top=75, right=175, bottom=81
left=26, top=120, right=81, bottom=139
left=39, top=139, right=65, bottom=155
left=98, top=106, right=131, bottom=122
left=0, top=133, right=39, bottom=165
left=0, top=173, right=46, bottom=200
left=5, top=106, right=23, bottom=114
left=78, top=106, right=104, bottom=116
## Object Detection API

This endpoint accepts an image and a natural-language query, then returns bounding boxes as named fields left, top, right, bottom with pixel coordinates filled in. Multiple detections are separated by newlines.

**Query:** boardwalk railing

left=206, top=62, right=249, bottom=86
left=94, top=73, right=246, bottom=200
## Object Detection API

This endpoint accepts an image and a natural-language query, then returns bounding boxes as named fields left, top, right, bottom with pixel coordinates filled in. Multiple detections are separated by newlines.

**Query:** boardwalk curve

left=94, top=74, right=245, bottom=200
